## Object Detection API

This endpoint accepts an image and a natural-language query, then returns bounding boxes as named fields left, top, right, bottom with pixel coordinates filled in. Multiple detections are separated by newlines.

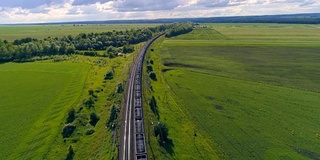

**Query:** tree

left=66, top=145, right=75, bottom=160
left=60, top=42, right=68, bottom=54
left=88, top=89, right=94, bottom=96
left=89, top=112, right=100, bottom=126
left=62, top=124, right=76, bottom=138
left=147, top=65, right=153, bottom=73
left=154, top=122, right=169, bottom=141
left=149, top=96, right=158, bottom=116
left=106, top=104, right=119, bottom=129
left=117, top=82, right=124, bottom=93
left=123, top=45, right=134, bottom=53
left=149, top=71, right=157, bottom=81
left=66, top=44, right=75, bottom=54
left=66, top=108, right=76, bottom=123
left=105, top=70, right=114, bottom=80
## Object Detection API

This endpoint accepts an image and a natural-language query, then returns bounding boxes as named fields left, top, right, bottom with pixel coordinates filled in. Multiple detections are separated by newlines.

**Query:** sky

left=0, top=0, right=319, bottom=24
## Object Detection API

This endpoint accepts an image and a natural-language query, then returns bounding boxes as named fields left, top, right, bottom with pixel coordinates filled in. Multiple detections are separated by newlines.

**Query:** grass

left=0, top=42, right=144, bottom=159
left=0, top=62, right=90, bottom=159
left=143, top=24, right=320, bottom=159
left=0, top=24, right=160, bottom=41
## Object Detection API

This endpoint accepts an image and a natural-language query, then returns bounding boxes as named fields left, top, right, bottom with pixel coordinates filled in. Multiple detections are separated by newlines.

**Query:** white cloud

left=0, top=0, right=318, bottom=24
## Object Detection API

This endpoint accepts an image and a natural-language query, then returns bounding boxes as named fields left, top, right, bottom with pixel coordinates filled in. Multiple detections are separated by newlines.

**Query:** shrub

left=66, top=108, right=75, bottom=123
left=66, top=145, right=74, bottom=160
left=149, top=96, right=158, bottom=116
left=62, top=124, right=76, bottom=138
left=149, top=71, right=157, bottom=81
left=105, top=70, right=114, bottom=80
left=117, top=82, right=124, bottom=93
left=147, top=65, right=153, bottom=73
left=106, top=104, right=119, bottom=129
left=89, top=112, right=100, bottom=126
left=88, top=89, right=94, bottom=96
left=154, top=122, right=169, bottom=141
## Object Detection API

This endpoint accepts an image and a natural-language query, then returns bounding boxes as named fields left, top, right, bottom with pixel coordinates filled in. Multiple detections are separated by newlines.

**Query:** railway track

left=120, top=33, right=164, bottom=160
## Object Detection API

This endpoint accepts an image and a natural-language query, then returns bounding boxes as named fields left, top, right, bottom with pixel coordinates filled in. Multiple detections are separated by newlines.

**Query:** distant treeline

left=0, top=23, right=193, bottom=63
left=13, top=13, right=320, bottom=25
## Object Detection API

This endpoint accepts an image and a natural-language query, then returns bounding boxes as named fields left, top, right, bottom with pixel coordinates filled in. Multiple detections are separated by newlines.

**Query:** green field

left=0, top=62, right=90, bottom=159
left=144, top=24, right=320, bottom=159
left=0, top=24, right=159, bottom=41
left=0, top=45, right=141, bottom=159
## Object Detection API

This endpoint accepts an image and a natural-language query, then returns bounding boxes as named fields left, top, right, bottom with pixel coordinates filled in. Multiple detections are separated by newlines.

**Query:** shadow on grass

left=158, top=138, right=175, bottom=155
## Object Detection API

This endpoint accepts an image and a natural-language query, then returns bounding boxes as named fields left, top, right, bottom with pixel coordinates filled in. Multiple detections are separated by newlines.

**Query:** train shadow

left=158, top=138, right=175, bottom=155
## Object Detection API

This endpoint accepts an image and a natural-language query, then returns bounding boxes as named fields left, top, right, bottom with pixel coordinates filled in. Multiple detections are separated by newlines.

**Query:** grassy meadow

left=143, top=24, right=320, bottom=159
left=0, top=42, right=144, bottom=159
left=0, top=62, right=90, bottom=159
left=0, top=24, right=159, bottom=41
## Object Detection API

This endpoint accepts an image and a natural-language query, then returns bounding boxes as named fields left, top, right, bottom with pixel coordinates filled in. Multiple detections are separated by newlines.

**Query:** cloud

left=196, top=0, right=246, bottom=7
left=72, top=0, right=110, bottom=6
left=113, top=0, right=185, bottom=12
left=0, top=0, right=319, bottom=24
left=0, top=0, right=65, bottom=9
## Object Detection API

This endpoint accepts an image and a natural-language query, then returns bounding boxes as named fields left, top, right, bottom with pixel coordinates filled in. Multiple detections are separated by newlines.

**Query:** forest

left=0, top=23, right=193, bottom=63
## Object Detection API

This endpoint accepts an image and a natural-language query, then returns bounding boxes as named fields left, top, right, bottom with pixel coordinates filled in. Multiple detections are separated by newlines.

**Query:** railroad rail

left=120, top=33, right=164, bottom=160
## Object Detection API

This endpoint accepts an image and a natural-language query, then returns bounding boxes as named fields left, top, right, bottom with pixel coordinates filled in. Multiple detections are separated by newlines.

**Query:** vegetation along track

left=120, top=33, right=165, bottom=160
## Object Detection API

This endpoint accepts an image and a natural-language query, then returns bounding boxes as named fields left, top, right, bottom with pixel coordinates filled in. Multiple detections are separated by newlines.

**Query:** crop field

left=0, top=23, right=159, bottom=41
left=144, top=24, right=320, bottom=159
left=0, top=62, right=90, bottom=159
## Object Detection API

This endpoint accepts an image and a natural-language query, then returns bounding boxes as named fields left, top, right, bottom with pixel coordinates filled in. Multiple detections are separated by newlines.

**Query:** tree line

left=0, top=23, right=193, bottom=63
left=165, top=23, right=193, bottom=38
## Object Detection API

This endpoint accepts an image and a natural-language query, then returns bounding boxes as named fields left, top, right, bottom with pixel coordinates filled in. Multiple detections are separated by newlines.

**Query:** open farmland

left=144, top=24, right=320, bottom=159
left=0, top=62, right=90, bottom=159
left=0, top=24, right=159, bottom=41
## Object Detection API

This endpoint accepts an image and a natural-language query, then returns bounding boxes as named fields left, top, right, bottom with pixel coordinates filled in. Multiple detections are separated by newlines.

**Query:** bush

left=147, top=65, right=153, bottom=73
left=123, top=45, right=134, bottom=53
left=106, top=104, right=119, bottom=129
left=88, top=89, right=94, bottom=96
left=105, top=70, right=114, bottom=80
left=117, top=83, right=124, bottom=93
left=149, top=71, right=157, bottom=81
left=89, top=112, right=100, bottom=126
left=154, top=122, right=169, bottom=141
left=66, top=108, right=76, bottom=123
left=62, top=124, right=76, bottom=138
left=149, top=96, right=158, bottom=116
left=66, top=145, right=74, bottom=160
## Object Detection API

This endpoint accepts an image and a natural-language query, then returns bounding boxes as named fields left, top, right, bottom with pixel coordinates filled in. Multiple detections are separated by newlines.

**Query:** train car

left=136, top=74, right=140, bottom=80
left=136, top=134, right=146, bottom=154
left=135, top=84, right=140, bottom=90
left=135, top=108, right=143, bottom=120
left=135, top=119, right=143, bottom=133
left=135, top=90, right=141, bottom=98
left=135, top=98, right=141, bottom=108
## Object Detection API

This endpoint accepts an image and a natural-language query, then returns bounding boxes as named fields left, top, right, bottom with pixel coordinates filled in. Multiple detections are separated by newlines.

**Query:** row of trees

left=0, top=23, right=193, bottom=62
left=165, top=23, right=193, bottom=38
